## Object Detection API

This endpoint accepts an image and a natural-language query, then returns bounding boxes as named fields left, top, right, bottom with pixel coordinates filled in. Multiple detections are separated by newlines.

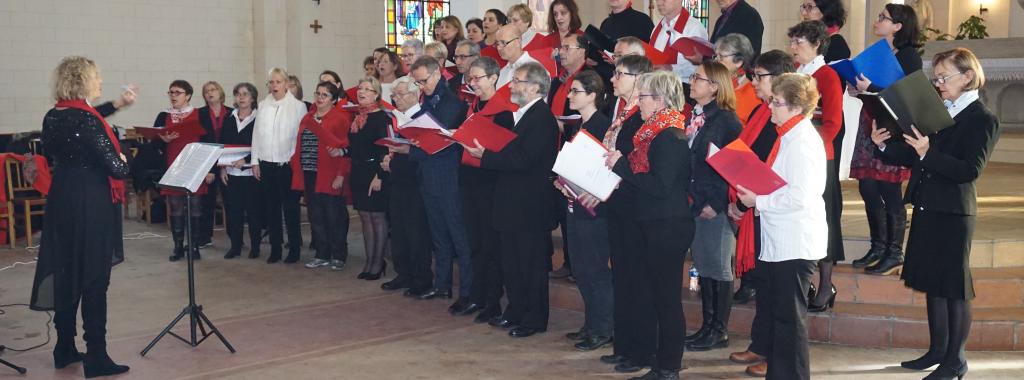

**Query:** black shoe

left=248, top=246, right=260, bottom=259
left=488, top=317, right=517, bottom=329
left=53, top=344, right=84, bottom=369
left=686, top=327, right=729, bottom=351
left=733, top=285, right=756, bottom=304
left=197, top=238, right=213, bottom=249
left=808, top=285, right=837, bottom=313
left=267, top=248, right=282, bottom=263
left=923, top=362, right=967, bottom=380
left=448, top=298, right=469, bottom=314
left=417, top=288, right=452, bottom=300
left=865, top=249, right=904, bottom=276
left=807, top=283, right=817, bottom=303
left=363, top=261, right=387, bottom=281
left=223, top=247, right=240, bottom=259
left=627, top=368, right=679, bottom=380
left=565, top=328, right=588, bottom=341
left=614, top=359, right=645, bottom=373
left=83, top=351, right=130, bottom=379
left=456, top=302, right=484, bottom=316
left=600, top=354, right=627, bottom=365
left=900, top=351, right=945, bottom=370
left=404, top=286, right=432, bottom=298
left=852, top=242, right=886, bottom=268
left=508, top=326, right=544, bottom=338
left=474, top=305, right=502, bottom=323
left=381, top=279, right=412, bottom=291
left=575, top=335, right=612, bottom=351
left=189, top=247, right=201, bottom=260
left=283, top=248, right=301, bottom=263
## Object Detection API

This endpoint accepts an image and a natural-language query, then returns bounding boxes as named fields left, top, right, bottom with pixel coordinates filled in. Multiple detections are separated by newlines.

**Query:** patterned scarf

left=349, top=104, right=381, bottom=133
left=629, top=107, right=683, bottom=173
left=55, top=99, right=125, bottom=203
left=164, top=105, right=195, bottom=124
left=602, top=97, right=638, bottom=150
left=685, top=104, right=706, bottom=142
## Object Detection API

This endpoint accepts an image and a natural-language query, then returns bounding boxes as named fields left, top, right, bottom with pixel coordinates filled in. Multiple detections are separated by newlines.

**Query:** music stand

left=0, top=345, right=27, bottom=374
left=141, top=143, right=235, bottom=356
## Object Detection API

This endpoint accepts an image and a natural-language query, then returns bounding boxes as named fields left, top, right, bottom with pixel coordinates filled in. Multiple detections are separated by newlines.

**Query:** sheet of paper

left=159, top=143, right=223, bottom=193
left=552, top=132, right=621, bottom=201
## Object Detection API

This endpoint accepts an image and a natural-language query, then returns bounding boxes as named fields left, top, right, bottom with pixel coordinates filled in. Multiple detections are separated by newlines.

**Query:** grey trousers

left=691, top=212, right=737, bottom=281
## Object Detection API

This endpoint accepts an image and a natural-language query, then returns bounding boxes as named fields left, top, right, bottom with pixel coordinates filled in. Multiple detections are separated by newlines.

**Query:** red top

left=290, top=107, right=352, bottom=196
left=811, top=65, right=844, bottom=160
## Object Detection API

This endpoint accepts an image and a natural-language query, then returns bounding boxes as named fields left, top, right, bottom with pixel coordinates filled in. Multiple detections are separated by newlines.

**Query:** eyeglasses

left=752, top=71, right=776, bottom=81
left=314, top=92, right=332, bottom=99
left=559, top=45, right=584, bottom=51
left=567, top=88, right=589, bottom=95
left=877, top=13, right=895, bottom=23
left=391, top=91, right=411, bottom=99
left=789, top=38, right=809, bottom=46
left=400, top=53, right=417, bottom=59
left=931, top=72, right=963, bottom=85
left=638, top=93, right=658, bottom=99
left=167, top=90, right=186, bottom=96
left=713, top=53, right=736, bottom=61
left=467, top=74, right=491, bottom=83
left=495, top=37, right=519, bottom=48
left=414, top=71, right=438, bottom=86
left=357, top=87, right=378, bottom=93
left=511, top=77, right=528, bottom=85
left=769, top=97, right=789, bottom=108
left=454, top=54, right=477, bottom=60
left=689, top=74, right=713, bottom=84
left=613, top=70, right=638, bottom=79
left=799, top=3, right=817, bottom=12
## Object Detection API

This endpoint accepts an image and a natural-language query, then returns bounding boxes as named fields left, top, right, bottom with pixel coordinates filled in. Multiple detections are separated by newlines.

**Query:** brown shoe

left=745, top=362, right=767, bottom=377
left=729, top=350, right=764, bottom=364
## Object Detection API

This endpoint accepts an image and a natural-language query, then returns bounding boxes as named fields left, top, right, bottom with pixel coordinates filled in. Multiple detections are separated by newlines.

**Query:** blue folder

left=828, top=39, right=906, bottom=88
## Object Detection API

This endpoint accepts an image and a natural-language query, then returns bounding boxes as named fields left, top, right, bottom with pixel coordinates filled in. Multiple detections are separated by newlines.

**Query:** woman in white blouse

left=735, top=73, right=826, bottom=380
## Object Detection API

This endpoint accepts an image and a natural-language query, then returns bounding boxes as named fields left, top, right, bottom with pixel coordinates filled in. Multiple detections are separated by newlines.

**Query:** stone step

left=824, top=264, right=1024, bottom=309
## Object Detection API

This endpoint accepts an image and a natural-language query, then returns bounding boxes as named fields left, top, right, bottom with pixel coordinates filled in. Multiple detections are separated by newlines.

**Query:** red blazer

left=811, top=66, right=844, bottom=160
left=290, top=107, right=352, bottom=196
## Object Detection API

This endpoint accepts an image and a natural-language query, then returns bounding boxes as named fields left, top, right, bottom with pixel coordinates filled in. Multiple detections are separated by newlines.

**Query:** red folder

left=453, top=114, right=517, bottom=167
left=394, top=113, right=454, bottom=155
left=374, top=137, right=412, bottom=149
left=642, top=42, right=675, bottom=65
left=526, top=48, right=558, bottom=77
left=133, top=122, right=205, bottom=140
left=706, top=140, right=787, bottom=195
left=669, top=37, right=715, bottom=58
left=480, top=45, right=508, bottom=67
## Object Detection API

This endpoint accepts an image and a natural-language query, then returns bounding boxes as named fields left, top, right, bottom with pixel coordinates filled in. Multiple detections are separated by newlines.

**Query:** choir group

left=32, top=1, right=1001, bottom=379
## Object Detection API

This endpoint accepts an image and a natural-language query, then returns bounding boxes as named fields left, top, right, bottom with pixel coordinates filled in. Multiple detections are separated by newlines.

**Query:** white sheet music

left=399, top=112, right=453, bottom=136
left=552, top=132, right=621, bottom=201
left=159, top=143, right=223, bottom=193
left=217, top=147, right=251, bottom=167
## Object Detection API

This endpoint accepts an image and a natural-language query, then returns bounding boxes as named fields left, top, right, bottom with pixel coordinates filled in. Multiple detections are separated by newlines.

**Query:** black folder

left=863, top=70, right=955, bottom=136
left=582, top=25, right=615, bottom=64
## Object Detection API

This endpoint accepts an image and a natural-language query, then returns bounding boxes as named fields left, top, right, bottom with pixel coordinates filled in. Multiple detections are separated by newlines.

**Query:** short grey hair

left=715, top=33, right=755, bottom=70
left=616, top=36, right=645, bottom=56
left=470, top=57, right=500, bottom=77
left=515, top=62, right=550, bottom=95
left=402, top=38, right=425, bottom=55
left=456, top=39, right=481, bottom=56
left=410, top=56, right=440, bottom=73
left=638, top=71, right=686, bottom=111
left=424, top=41, right=448, bottom=62
left=393, top=75, right=420, bottom=94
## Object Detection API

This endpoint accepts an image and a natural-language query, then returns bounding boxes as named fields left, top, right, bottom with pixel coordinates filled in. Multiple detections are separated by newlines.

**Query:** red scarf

left=732, top=102, right=772, bottom=277
left=349, top=104, right=381, bottom=133
left=55, top=99, right=125, bottom=204
left=629, top=108, right=683, bottom=173
left=603, top=98, right=638, bottom=150
left=650, top=8, right=691, bottom=64
left=827, top=25, right=841, bottom=36
left=731, top=68, right=747, bottom=88
left=550, top=68, right=579, bottom=117
left=208, top=104, right=227, bottom=141
left=766, top=115, right=803, bottom=166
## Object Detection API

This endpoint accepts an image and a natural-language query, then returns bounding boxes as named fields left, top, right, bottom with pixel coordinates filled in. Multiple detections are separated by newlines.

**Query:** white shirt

left=797, top=55, right=826, bottom=76
left=497, top=51, right=540, bottom=89
left=652, top=12, right=708, bottom=84
left=755, top=118, right=828, bottom=262
left=512, top=96, right=544, bottom=126
left=380, top=81, right=396, bottom=107
left=251, top=92, right=306, bottom=164
left=393, top=103, right=421, bottom=126
left=945, top=89, right=979, bottom=118
left=226, top=109, right=256, bottom=177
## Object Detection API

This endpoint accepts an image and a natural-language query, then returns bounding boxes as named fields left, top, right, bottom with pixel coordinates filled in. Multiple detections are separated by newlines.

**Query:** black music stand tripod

left=140, top=189, right=235, bottom=356
left=0, top=345, right=27, bottom=374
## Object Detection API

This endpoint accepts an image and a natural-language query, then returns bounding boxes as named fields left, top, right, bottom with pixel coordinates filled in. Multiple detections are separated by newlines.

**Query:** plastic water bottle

left=688, top=267, right=700, bottom=292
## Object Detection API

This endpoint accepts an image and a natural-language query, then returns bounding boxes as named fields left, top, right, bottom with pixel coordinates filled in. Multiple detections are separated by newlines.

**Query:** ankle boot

left=866, top=211, right=906, bottom=275
left=169, top=215, right=185, bottom=262
left=83, top=349, right=129, bottom=378
left=853, top=206, right=888, bottom=268
left=688, top=279, right=731, bottom=351
left=53, top=337, right=84, bottom=369
left=685, top=277, right=715, bottom=343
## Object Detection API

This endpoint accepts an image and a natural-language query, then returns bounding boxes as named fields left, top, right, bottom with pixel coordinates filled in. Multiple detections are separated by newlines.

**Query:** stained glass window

left=687, top=0, right=710, bottom=29
left=385, top=0, right=451, bottom=52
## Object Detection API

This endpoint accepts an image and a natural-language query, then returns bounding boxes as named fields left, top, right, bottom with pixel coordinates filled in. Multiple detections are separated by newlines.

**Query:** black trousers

left=389, top=183, right=433, bottom=289
left=462, top=184, right=503, bottom=306
left=199, top=180, right=219, bottom=241
left=258, top=162, right=302, bottom=252
left=618, top=216, right=693, bottom=371
left=608, top=213, right=657, bottom=364
left=498, top=229, right=550, bottom=330
left=303, top=171, right=349, bottom=261
left=53, top=277, right=110, bottom=353
left=760, top=258, right=816, bottom=380
left=224, top=175, right=263, bottom=250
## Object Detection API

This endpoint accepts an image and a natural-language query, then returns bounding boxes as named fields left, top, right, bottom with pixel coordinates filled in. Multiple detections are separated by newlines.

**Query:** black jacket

left=710, top=0, right=764, bottom=54
left=219, top=111, right=255, bottom=165
left=198, top=105, right=233, bottom=142
left=877, top=100, right=1000, bottom=216
left=480, top=99, right=559, bottom=232
left=611, top=127, right=693, bottom=221
left=688, top=102, right=742, bottom=215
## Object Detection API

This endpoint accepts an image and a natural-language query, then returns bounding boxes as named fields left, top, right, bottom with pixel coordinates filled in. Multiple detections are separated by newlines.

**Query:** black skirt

left=350, top=160, right=388, bottom=212
left=901, top=209, right=975, bottom=300
left=822, top=160, right=845, bottom=262
left=30, top=167, right=123, bottom=311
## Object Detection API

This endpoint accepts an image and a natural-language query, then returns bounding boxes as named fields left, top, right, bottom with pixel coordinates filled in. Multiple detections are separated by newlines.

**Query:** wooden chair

left=0, top=196, right=14, bottom=249
left=5, top=158, right=46, bottom=247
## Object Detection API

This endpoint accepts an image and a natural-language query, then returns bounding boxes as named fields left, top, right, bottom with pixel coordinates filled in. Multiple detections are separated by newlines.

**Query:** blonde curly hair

left=52, top=56, right=99, bottom=101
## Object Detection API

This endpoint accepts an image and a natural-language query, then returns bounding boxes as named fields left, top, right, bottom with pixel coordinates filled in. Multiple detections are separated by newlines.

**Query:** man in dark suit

left=448, top=39, right=480, bottom=106
left=710, top=0, right=764, bottom=55
left=408, top=57, right=474, bottom=312
left=464, top=62, right=559, bottom=338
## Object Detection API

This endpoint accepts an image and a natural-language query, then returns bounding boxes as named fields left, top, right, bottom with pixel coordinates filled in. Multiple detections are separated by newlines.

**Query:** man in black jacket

left=464, top=62, right=559, bottom=338
left=710, top=0, right=764, bottom=55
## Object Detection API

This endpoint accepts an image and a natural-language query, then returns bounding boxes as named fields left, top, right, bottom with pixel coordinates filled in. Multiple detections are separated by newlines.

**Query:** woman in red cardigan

left=290, top=81, right=351, bottom=271
left=788, top=20, right=845, bottom=312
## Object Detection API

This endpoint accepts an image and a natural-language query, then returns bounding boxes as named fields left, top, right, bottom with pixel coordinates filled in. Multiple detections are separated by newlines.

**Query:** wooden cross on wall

left=309, top=19, right=323, bottom=34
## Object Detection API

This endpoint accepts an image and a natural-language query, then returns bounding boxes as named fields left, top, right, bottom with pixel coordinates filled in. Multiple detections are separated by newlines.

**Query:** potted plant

left=955, top=15, right=989, bottom=40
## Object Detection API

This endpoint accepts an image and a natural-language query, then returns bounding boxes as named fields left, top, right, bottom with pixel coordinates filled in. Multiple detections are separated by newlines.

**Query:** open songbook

left=706, top=140, right=787, bottom=195
left=158, top=143, right=224, bottom=193
left=859, top=70, right=956, bottom=136
left=552, top=130, right=621, bottom=202
left=393, top=112, right=456, bottom=154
